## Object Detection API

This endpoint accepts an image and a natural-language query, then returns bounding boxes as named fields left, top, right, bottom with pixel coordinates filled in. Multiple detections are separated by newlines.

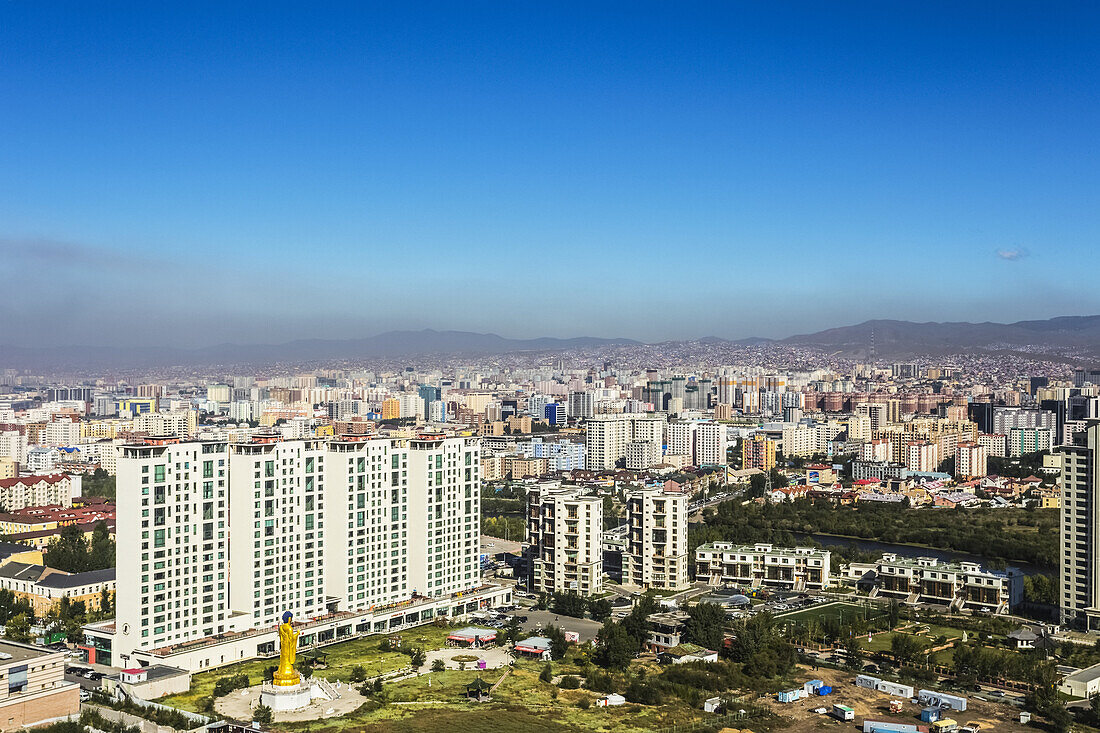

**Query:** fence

left=651, top=703, right=770, bottom=733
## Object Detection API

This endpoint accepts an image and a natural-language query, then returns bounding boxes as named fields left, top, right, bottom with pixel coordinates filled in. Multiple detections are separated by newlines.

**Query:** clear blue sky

left=1, top=2, right=1098, bottom=348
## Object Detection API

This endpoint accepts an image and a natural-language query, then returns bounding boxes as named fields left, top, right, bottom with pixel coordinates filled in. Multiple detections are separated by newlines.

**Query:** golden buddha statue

left=273, top=611, right=301, bottom=686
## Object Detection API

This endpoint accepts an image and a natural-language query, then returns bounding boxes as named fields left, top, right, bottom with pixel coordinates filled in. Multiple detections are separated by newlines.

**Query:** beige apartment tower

left=526, top=483, right=603, bottom=596
left=622, top=487, right=689, bottom=591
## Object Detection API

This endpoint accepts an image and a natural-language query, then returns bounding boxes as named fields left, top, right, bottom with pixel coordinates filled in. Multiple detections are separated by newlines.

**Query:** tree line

left=694, top=497, right=1057, bottom=568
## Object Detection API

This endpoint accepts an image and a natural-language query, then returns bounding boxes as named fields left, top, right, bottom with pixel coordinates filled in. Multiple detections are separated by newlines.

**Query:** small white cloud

left=996, top=247, right=1030, bottom=261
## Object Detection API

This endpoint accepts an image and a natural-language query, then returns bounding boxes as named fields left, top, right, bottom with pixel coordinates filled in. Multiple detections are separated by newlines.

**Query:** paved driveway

left=519, top=610, right=603, bottom=642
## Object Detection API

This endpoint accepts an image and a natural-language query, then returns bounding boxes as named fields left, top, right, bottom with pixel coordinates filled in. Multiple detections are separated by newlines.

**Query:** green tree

left=431, top=658, right=445, bottom=672
left=4, top=613, right=32, bottom=643
left=82, top=468, right=116, bottom=499
left=44, top=524, right=89, bottom=573
left=890, top=633, right=925, bottom=666
left=842, top=636, right=862, bottom=671
left=409, top=647, right=426, bottom=668
left=587, top=597, right=613, bottom=622
left=551, top=592, right=587, bottom=618
left=89, top=521, right=115, bottom=570
left=544, top=625, right=568, bottom=660
left=621, top=595, right=658, bottom=651
left=349, top=664, right=367, bottom=683
left=594, top=620, right=635, bottom=669
left=252, top=704, right=273, bottom=725
left=683, top=602, right=726, bottom=650
left=0, top=589, right=33, bottom=626
left=886, top=600, right=901, bottom=629
left=539, top=663, right=553, bottom=683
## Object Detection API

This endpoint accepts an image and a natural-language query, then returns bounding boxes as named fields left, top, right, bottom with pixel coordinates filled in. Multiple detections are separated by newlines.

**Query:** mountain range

left=778, top=315, right=1100, bottom=358
left=4, top=316, right=1100, bottom=370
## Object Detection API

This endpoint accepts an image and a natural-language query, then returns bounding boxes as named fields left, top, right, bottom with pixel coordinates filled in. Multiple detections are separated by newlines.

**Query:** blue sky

left=1, top=2, right=1098, bottom=348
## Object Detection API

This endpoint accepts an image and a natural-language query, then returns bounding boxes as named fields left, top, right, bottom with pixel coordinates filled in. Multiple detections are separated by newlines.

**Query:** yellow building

left=0, top=459, right=15, bottom=480
left=1037, top=490, right=1061, bottom=509
left=80, top=420, right=128, bottom=440
left=0, top=561, right=115, bottom=617
left=742, top=434, right=777, bottom=472
left=381, top=399, right=401, bottom=420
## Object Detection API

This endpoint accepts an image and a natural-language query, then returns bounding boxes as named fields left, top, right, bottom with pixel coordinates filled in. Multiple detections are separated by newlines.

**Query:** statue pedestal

left=260, top=681, right=312, bottom=711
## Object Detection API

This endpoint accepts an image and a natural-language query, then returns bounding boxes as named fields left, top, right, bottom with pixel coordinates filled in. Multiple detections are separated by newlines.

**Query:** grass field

left=158, top=625, right=458, bottom=712
left=157, top=627, right=765, bottom=732
left=281, top=657, right=722, bottom=733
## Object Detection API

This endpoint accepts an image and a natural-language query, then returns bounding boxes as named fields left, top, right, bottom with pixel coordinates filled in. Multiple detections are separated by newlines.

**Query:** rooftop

left=38, top=567, right=115, bottom=589
left=0, top=640, right=60, bottom=665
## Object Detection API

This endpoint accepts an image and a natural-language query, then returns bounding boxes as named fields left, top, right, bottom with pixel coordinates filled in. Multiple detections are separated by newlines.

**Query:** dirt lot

left=757, top=667, right=1033, bottom=733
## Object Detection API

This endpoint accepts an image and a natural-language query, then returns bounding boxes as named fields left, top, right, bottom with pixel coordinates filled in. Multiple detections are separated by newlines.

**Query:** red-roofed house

left=0, top=474, right=77, bottom=511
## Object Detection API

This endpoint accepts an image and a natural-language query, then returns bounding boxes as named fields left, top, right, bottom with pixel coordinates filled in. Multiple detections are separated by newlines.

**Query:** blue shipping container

left=817, top=686, right=832, bottom=695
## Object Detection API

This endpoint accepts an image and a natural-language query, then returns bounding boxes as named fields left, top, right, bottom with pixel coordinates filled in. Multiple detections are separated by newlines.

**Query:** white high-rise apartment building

left=668, top=420, right=728, bottom=466
left=526, top=483, right=603, bottom=596
left=398, top=394, right=422, bottom=419
left=626, top=441, right=661, bottom=470
left=622, top=487, right=689, bottom=591
left=1009, top=427, right=1053, bottom=457
left=956, top=442, right=987, bottom=479
left=586, top=414, right=663, bottom=470
left=45, top=418, right=80, bottom=446
left=0, top=431, right=27, bottom=465
left=114, top=433, right=481, bottom=662
left=228, top=438, right=329, bottom=630
left=585, top=414, right=634, bottom=470
left=905, top=441, right=939, bottom=472
left=116, top=439, right=235, bottom=656
left=666, top=422, right=694, bottom=460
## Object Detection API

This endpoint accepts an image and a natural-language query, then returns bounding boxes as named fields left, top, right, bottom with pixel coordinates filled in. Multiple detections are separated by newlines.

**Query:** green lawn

left=158, top=625, right=458, bottom=712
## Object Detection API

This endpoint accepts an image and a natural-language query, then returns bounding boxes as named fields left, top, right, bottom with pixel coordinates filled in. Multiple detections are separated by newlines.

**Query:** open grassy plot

left=280, top=656, right=724, bottom=733
left=158, top=625, right=458, bottom=712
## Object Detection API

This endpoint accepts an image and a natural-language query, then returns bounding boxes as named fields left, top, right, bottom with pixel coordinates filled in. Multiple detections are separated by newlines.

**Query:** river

left=789, top=532, right=1050, bottom=577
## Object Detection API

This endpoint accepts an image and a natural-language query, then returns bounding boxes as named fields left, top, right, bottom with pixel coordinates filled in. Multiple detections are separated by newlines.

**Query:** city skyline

left=3, top=2, right=1100, bottom=347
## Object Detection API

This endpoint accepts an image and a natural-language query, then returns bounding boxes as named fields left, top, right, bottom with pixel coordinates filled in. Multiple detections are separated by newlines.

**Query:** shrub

left=253, top=705, right=273, bottom=725
left=624, top=680, right=663, bottom=706
left=559, top=675, right=580, bottom=689
left=577, top=697, right=591, bottom=710
left=349, top=664, right=367, bottom=683
left=431, top=658, right=446, bottom=672
left=585, top=670, right=614, bottom=693
left=539, top=663, right=553, bottom=683
left=212, top=672, right=250, bottom=697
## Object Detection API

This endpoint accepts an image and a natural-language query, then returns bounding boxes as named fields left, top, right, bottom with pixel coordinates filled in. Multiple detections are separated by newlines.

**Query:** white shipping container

left=856, top=674, right=882, bottom=689
left=876, top=681, right=915, bottom=698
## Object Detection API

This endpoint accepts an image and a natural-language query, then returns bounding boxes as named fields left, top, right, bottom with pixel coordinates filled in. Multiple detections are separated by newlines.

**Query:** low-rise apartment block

left=694, top=542, right=831, bottom=591
left=845, top=553, right=1023, bottom=613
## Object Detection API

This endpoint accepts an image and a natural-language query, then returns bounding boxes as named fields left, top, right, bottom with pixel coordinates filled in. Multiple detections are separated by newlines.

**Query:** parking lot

left=519, top=610, right=603, bottom=642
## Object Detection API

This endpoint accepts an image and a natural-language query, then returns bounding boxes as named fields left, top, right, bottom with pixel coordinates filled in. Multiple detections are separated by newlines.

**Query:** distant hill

left=4, top=316, right=1099, bottom=370
left=0, top=330, right=642, bottom=370
left=782, top=315, right=1100, bottom=358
